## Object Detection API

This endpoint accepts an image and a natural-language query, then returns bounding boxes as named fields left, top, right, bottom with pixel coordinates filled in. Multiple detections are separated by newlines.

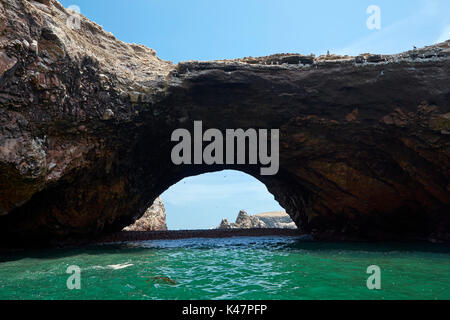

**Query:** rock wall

left=0, top=0, right=449, bottom=243
left=123, top=197, right=167, bottom=231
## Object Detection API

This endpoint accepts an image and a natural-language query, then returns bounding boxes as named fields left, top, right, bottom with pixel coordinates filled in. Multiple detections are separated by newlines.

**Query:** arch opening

left=122, top=170, right=297, bottom=231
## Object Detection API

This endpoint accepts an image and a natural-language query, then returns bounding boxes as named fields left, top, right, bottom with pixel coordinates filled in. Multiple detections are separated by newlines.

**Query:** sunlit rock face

left=0, top=0, right=449, bottom=243
left=254, top=212, right=297, bottom=229
left=123, top=197, right=167, bottom=231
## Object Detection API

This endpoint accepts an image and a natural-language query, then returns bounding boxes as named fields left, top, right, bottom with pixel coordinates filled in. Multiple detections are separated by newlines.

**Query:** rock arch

left=0, top=0, right=449, bottom=242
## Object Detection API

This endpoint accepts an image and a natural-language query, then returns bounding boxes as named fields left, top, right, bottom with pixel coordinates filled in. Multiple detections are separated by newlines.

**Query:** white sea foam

left=107, top=263, right=134, bottom=270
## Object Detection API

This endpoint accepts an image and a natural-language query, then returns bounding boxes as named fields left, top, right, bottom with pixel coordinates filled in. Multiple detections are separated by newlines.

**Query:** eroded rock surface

left=0, top=0, right=449, bottom=243
left=123, top=197, right=167, bottom=231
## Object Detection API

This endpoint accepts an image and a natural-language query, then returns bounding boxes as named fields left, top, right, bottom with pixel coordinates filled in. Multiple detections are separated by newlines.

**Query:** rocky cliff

left=0, top=0, right=449, bottom=243
left=123, top=197, right=167, bottom=231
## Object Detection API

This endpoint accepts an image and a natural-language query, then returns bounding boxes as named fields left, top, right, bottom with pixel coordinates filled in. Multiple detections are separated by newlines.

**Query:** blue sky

left=59, top=0, right=449, bottom=229
left=60, top=0, right=450, bottom=63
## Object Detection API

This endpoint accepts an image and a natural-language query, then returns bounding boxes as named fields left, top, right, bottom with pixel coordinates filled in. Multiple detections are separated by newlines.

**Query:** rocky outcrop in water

left=217, top=211, right=266, bottom=229
left=123, top=197, right=167, bottom=231
left=254, top=212, right=297, bottom=229
left=235, top=211, right=266, bottom=229
left=0, top=0, right=449, bottom=243
left=218, top=219, right=233, bottom=229
left=217, top=211, right=296, bottom=229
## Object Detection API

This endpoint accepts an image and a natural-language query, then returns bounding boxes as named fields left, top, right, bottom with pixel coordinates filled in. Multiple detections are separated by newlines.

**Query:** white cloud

left=436, top=25, right=450, bottom=43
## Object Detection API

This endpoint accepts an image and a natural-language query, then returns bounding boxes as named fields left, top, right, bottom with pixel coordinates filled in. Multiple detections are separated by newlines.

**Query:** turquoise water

left=0, top=236, right=449, bottom=300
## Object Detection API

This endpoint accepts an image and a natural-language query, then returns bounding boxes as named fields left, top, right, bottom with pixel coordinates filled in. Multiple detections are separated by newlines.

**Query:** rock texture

left=254, top=212, right=297, bottom=229
left=217, top=211, right=266, bottom=229
left=123, top=197, right=167, bottom=231
left=0, top=0, right=449, bottom=243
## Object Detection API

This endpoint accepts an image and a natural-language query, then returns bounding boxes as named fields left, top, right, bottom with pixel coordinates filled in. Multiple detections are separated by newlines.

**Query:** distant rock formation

left=218, top=219, right=233, bottom=229
left=218, top=210, right=297, bottom=229
left=235, top=211, right=266, bottom=228
left=217, top=210, right=266, bottom=229
left=254, top=212, right=297, bottom=229
left=123, top=197, right=167, bottom=231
